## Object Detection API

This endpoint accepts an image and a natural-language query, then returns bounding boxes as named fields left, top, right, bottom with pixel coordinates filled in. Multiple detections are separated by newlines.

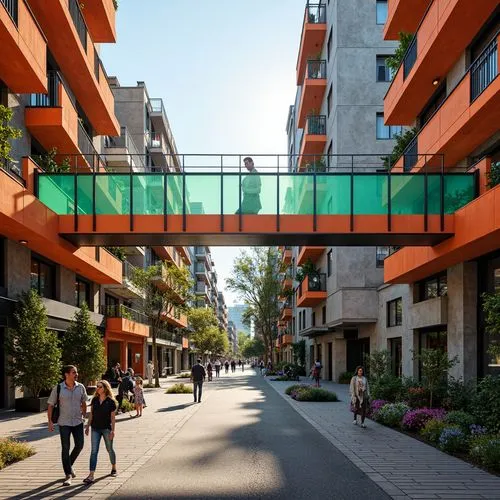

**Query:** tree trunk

left=152, top=325, right=160, bottom=388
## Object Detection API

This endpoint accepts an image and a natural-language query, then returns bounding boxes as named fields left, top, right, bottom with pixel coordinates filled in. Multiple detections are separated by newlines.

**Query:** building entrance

left=346, top=338, right=370, bottom=374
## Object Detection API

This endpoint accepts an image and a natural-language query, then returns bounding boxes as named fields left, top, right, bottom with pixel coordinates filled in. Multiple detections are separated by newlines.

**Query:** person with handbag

left=47, top=365, right=88, bottom=486
left=349, top=366, right=370, bottom=429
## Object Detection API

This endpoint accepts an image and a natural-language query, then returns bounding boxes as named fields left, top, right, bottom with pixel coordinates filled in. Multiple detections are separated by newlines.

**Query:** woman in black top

left=83, top=380, right=117, bottom=484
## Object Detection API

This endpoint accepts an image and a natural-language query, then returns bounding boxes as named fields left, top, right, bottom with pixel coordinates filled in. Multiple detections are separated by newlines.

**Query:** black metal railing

left=306, top=3, right=326, bottom=24
left=156, top=328, right=181, bottom=344
left=306, top=115, right=326, bottom=135
left=99, top=304, right=148, bottom=325
left=403, top=136, right=418, bottom=172
left=68, top=0, right=87, bottom=50
left=78, top=122, right=103, bottom=170
left=1, top=0, right=18, bottom=25
left=307, top=60, right=327, bottom=79
left=470, top=36, right=498, bottom=102
left=306, top=273, right=327, bottom=292
left=29, top=71, right=61, bottom=107
left=403, top=37, right=417, bottom=80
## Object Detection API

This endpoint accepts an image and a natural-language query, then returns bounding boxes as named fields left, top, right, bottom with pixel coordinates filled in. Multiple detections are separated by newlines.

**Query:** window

left=30, top=256, right=55, bottom=299
left=390, top=337, right=402, bottom=377
left=376, top=0, right=388, bottom=24
left=376, top=246, right=390, bottom=268
left=387, top=298, right=402, bottom=327
left=327, top=29, right=333, bottom=62
left=418, top=273, right=447, bottom=302
left=322, top=306, right=326, bottom=325
left=327, top=85, right=333, bottom=117
left=376, top=113, right=402, bottom=139
left=327, top=250, right=333, bottom=276
left=312, top=311, right=316, bottom=327
left=75, top=277, right=90, bottom=308
left=376, top=56, right=393, bottom=82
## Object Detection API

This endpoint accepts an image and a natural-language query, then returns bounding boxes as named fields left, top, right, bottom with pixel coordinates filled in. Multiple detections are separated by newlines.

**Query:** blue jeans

left=193, top=381, right=203, bottom=402
left=59, top=424, right=84, bottom=476
left=90, top=428, right=116, bottom=472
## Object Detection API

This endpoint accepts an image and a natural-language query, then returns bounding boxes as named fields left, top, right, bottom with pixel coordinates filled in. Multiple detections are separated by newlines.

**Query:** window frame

left=376, top=55, right=393, bottom=82
left=376, top=112, right=402, bottom=140
left=417, top=272, right=448, bottom=302
left=30, top=255, right=56, bottom=299
left=327, top=85, right=333, bottom=117
left=327, top=28, right=333, bottom=62
left=376, top=246, right=390, bottom=268
left=327, top=249, right=333, bottom=276
left=376, top=0, right=388, bottom=25
left=75, top=276, right=91, bottom=308
left=387, top=297, right=402, bottom=327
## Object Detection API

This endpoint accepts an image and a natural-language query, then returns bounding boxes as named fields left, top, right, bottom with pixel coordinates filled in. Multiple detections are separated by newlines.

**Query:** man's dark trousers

left=193, top=381, right=203, bottom=402
left=59, top=424, right=84, bottom=476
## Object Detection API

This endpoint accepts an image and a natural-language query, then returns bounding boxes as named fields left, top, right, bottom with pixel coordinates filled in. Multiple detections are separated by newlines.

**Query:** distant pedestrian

left=146, top=360, right=154, bottom=386
left=224, top=360, right=229, bottom=374
left=267, top=360, right=272, bottom=373
left=241, top=360, right=245, bottom=372
left=191, top=359, right=206, bottom=403
left=47, top=365, right=87, bottom=486
left=207, top=361, right=213, bottom=381
left=310, top=360, right=322, bottom=387
left=117, top=368, right=134, bottom=413
left=214, top=360, right=221, bottom=378
left=259, top=360, right=265, bottom=375
left=133, top=377, right=145, bottom=417
left=230, top=360, right=236, bottom=373
left=350, top=366, right=370, bottom=429
left=83, top=380, right=117, bottom=484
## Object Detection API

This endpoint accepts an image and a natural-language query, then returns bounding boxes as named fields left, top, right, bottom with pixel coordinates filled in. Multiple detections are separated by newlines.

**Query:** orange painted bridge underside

left=59, top=214, right=454, bottom=247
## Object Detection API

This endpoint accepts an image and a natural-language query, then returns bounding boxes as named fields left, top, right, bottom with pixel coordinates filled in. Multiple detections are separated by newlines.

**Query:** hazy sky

left=101, top=0, right=305, bottom=305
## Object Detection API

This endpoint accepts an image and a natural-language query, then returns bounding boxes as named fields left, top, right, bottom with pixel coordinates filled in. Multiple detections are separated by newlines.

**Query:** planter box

left=15, top=397, right=48, bottom=413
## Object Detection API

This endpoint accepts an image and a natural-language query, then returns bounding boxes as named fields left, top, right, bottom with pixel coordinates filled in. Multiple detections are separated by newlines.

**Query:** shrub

left=469, top=424, right=488, bottom=436
left=374, top=403, right=410, bottom=427
left=438, top=427, right=467, bottom=453
left=371, top=375, right=403, bottom=402
left=166, top=383, right=193, bottom=394
left=441, top=378, right=475, bottom=412
left=402, top=408, right=446, bottom=432
left=0, top=439, right=35, bottom=468
left=271, top=376, right=296, bottom=382
left=469, top=435, right=500, bottom=471
left=338, top=371, right=352, bottom=384
left=368, top=399, right=388, bottom=418
left=285, top=384, right=309, bottom=395
left=443, top=411, right=475, bottom=433
left=120, top=398, right=135, bottom=412
left=291, top=387, right=338, bottom=402
left=420, top=419, right=448, bottom=444
left=405, top=387, right=428, bottom=408
left=176, top=372, right=191, bottom=379
left=471, top=376, right=500, bottom=433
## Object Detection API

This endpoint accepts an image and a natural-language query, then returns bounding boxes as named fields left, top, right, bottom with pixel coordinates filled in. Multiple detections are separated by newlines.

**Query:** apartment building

left=217, top=291, right=229, bottom=333
left=227, top=321, right=237, bottom=354
left=378, top=0, right=499, bottom=382
left=0, top=0, right=122, bottom=408
left=279, top=0, right=398, bottom=379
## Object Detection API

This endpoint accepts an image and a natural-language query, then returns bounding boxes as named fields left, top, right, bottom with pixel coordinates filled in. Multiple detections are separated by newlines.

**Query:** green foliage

left=176, top=372, right=191, bottom=379
left=444, top=411, right=475, bottom=433
left=386, top=32, right=415, bottom=75
left=285, top=384, right=308, bottom=395
left=112, top=0, right=118, bottom=9
left=469, top=434, right=500, bottom=471
left=420, top=419, right=448, bottom=444
left=414, top=348, right=458, bottom=407
left=32, top=147, right=70, bottom=173
left=438, top=426, right=467, bottom=453
left=364, top=349, right=391, bottom=382
left=0, top=104, right=22, bottom=164
left=471, top=376, right=500, bottom=433
left=0, top=439, right=35, bottom=469
left=304, top=157, right=327, bottom=173
left=441, top=378, right=475, bottom=412
left=338, top=371, right=352, bottom=384
left=241, top=337, right=265, bottom=359
left=120, top=398, right=135, bottom=412
left=60, top=303, right=106, bottom=386
left=482, top=292, right=500, bottom=363
left=381, top=127, right=418, bottom=169
left=371, top=375, right=403, bottom=402
left=5, top=290, right=61, bottom=398
left=292, top=387, right=338, bottom=402
left=237, top=331, right=250, bottom=353
left=166, top=383, right=193, bottom=394
left=487, top=161, right=500, bottom=189
left=373, top=402, right=410, bottom=427
left=106, top=247, right=127, bottom=262
left=292, top=339, right=306, bottom=367
left=188, top=307, right=228, bottom=355
left=295, top=259, right=316, bottom=284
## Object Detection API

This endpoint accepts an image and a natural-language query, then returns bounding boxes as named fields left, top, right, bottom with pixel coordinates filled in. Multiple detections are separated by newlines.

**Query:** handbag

left=51, top=383, right=61, bottom=424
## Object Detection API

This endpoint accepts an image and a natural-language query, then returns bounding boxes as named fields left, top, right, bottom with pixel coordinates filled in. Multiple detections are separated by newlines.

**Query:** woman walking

left=133, top=377, right=145, bottom=417
left=206, top=361, right=213, bottom=382
left=349, top=366, right=370, bottom=429
left=83, top=380, right=117, bottom=484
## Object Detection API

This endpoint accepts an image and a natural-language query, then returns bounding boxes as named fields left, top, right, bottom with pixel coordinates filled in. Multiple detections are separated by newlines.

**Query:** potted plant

left=6, top=290, right=61, bottom=412
left=0, top=104, right=23, bottom=175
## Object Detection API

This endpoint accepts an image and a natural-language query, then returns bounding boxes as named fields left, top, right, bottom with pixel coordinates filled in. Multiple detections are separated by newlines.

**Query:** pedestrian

left=267, top=360, right=272, bottom=373
left=214, top=359, right=221, bottom=378
left=206, top=361, right=213, bottom=381
left=133, top=377, right=145, bottom=417
left=47, top=365, right=87, bottom=486
left=241, top=360, right=245, bottom=372
left=230, top=360, right=236, bottom=373
left=224, top=360, right=229, bottom=374
left=259, top=360, right=265, bottom=375
left=349, top=366, right=370, bottom=429
left=117, top=368, right=134, bottom=413
left=238, top=359, right=242, bottom=369
left=235, top=157, right=262, bottom=214
left=310, top=360, right=322, bottom=388
left=83, top=380, right=117, bottom=484
left=191, top=359, right=206, bottom=403
left=146, top=360, right=154, bottom=386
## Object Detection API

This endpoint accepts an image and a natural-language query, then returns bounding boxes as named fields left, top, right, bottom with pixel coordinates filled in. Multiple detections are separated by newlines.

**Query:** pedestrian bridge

left=34, top=154, right=477, bottom=247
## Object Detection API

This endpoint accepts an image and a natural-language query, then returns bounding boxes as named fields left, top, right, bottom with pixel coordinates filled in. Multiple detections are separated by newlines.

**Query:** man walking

left=214, top=359, right=221, bottom=378
left=191, top=359, right=206, bottom=403
left=117, top=368, right=134, bottom=413
left=47, top=365, right=88, bottom=486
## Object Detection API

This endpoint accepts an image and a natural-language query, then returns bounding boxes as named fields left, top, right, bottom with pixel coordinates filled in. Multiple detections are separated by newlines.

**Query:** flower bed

left=165, top=383, right=193, bottom=394
left=285, top=384, right=338, bottom=402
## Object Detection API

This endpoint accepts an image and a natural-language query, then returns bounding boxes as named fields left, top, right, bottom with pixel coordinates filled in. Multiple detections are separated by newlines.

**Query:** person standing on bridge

left=235, top=157, right=262, bottom=214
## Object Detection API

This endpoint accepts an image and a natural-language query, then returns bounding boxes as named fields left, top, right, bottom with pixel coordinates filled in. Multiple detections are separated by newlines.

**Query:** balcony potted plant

left=0, top=104, right=23, bottom=176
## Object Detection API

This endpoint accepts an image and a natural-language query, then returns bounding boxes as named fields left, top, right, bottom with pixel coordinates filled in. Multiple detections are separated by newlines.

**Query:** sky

left=101, top=0, right=305, bottom=305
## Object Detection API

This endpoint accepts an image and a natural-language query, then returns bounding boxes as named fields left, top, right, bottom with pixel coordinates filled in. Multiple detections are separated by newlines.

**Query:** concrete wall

left=5, top=240, right=30, bottom=299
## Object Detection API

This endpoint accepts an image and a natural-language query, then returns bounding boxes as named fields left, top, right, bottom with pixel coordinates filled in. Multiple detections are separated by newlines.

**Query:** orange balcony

left=176, top=246, right=192, bottom=265
left=153, top=246, right=186, bottom=269
left=299, top=115, right=327, bottom=169
left=0, top=0, right=47, bottom=92
left=296, top=3, right=327, bottom=85
left=281, top=307, right=293, bottom=322
left=282, top=277, right=293, bottom=290
left=28, top=0, right=119, bottom=135
left=297, top=60, right=327, bottom=128
left=106, top=317, right=149, bottom=339
left=384, top=0, right=498, bottom=125
left=81, top=0, right=116, bottom=43
left=296, top=274, right=327, bottom=308
left=297, top=246, right=325, bottom=266
left=281, top=247, right=292, bottom=265
left=384, top=0, right=430, bottom=40
left=385, top=183, right=500, bottom=284
left=0, top=157, right=122, bottom=284
left=282, top=334, right=293, bottom=346
left=165, top=309, right=188, bottom=329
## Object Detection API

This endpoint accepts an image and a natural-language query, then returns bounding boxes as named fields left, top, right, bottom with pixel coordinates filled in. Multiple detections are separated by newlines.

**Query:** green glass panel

left=167, top=174, right=183, bottom=215
left=222, top=174, right=240, bottom=215
left=255, top=173, right=277, bottom=214
left=353, top=175, right=387, bottom=214
left=76, top=175, right=93, bottom=215
left=444, top=175, right=475, bottom=214
left=95, top=174, right=130, bottom=214
left=38, top=175, right=74, bottom=215
left=427, top=175, right=441, bottom=215
left=278, top=174, right=311, bottom=214
left=185, top=174, right=221, bottom=214
left=391, top=175, right=424, bottom=214
left=316, top=175, right=351, bottom=214
left=133, top=175, right=164, bottom=215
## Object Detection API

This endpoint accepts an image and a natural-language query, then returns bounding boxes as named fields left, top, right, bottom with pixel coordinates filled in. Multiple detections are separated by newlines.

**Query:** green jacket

left=241, top=170, right=262, bottom=214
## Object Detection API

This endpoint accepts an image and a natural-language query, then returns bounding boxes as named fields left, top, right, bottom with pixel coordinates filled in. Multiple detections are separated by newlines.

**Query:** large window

left=376, top=56, right=393, bottom=82
left=387, top=298, right=402, bottom=327
left=418, top=273, right=447, bottom=302
left=376, top=113, right=402, bottom=139
left=75, top=277, right=91, bottom=308
left=376, top=246, right=390, bottom=268
left=376, top=0, right=388, bottom=24
left=30, top=256, right=55, bottom=299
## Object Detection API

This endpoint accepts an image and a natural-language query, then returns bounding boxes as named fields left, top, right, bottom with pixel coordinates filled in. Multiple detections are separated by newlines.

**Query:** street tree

left=241, top=337, right=265, bottom=360
left=188, top=307, right=228, bottom=357
left=237, top=331, right=250, bottom=355
left=132, top=261, right=193, bottom=387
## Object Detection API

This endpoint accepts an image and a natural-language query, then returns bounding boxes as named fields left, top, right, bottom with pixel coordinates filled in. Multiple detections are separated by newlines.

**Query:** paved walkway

left=265, top=376, right=500, bottom=499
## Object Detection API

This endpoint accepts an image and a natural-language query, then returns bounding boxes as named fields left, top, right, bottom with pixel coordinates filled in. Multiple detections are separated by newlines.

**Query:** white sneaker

left=352, top=419, right=358, bottom=425
left=361, top=423, right=366, bottom=429
left=71, top=469, right=76, bottom=478
left=63, top=476, right=72, bottom=486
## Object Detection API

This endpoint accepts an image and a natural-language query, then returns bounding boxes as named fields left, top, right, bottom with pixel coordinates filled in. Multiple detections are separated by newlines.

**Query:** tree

left=482, top=292, right=500, bottom=363
left=226, top=248, right=282, bottom=363
left=241, top=337, right=265, bottom=359
left=237, top=331, right=250, bottom=355
left=188, top=308, right=228, bottom=357
left=364, top=349, right=391, bottom=382
left=292, top=340, right=306, bottom=367
left=386, top=32, right=415, bottom=75
left=60, top=303, right=106, bottom=386
left=5, top=290, right=61, bottom=398
left=132, top=262, right=193, bottom=387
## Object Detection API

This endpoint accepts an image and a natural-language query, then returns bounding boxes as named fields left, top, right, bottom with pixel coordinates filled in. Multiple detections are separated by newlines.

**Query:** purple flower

left=369, top=399, right=388, bottom=417
left=402, top=408, right=447, bottom=431
left=470, top=424, right=487, bottom=436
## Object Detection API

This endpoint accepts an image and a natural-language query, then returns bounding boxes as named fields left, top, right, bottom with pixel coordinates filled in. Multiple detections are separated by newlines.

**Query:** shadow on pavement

left=157, top=403, right=195, bottom=412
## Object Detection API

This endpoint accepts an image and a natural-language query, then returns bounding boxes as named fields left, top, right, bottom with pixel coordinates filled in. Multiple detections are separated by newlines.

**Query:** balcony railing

left=150, top=132, right=163, bottom=149
left=29, top=71, right=61, bottom=107
left=306, top=3, right=326, bottom=24
left=123, top=260, right=138, bottom=282
left=403, top=136, right=418, bottom=172
left=1, top=0, right=18, bottom=25
left=307, top=60, right=327, bottom=79
left=78, top=121, right=104, bottom=171
left=470, top=36, right=498, bottom=102
left=149, top=98, right=165, bottom=114
left=68, top=0, right=87, bottom=50
left=298, top=273, right=327, bottom=296
left=403, top=37, right=417, bottom=80
left=100, top=304, right=148, bottom=325
left=306, top=115, right=326, bottom=135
